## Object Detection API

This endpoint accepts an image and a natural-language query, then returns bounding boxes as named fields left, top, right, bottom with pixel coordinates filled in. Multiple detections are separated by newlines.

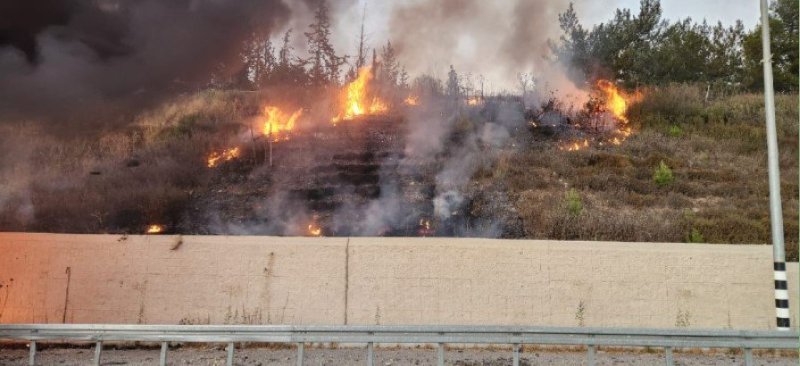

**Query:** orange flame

left=404, top=95, right=419, bottom=106
left=333, top=66, right=388, bottom=123
left=307, top=223, right=322, bottom=237
left=560, top=139, right=590, bottom=152
left=207, top=147, right=241, bottom=168
left=145, top=224, right=164, bottom=234
left=264, top=106, right=303, bottom=142
left=596, top=80, right=641, bottom=123
left=467, top=97, right=481, bottom=106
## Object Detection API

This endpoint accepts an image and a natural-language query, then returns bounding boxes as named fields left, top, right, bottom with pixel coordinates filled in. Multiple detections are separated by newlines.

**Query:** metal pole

left=226, top=342, right=234, bottom=366
left=160, top=342, right=168, bottom=366
left=28, top=341, right=36, bottom=366
left=437, top=343, right=444, bottom=366
left=664, top=347, right=673, bottom=366
left=367, top=342, right=374, bottom=366
left=512, top=344, right=521, bottom=366
left=297, top=343, right=304, bottom=366
left=587, top=345, right=596, bottom=366
left=760, top=0, right=790, bottom=331
left=744, top=348, right=753, bottom=366
left=93, top=341, right=102, bottom=366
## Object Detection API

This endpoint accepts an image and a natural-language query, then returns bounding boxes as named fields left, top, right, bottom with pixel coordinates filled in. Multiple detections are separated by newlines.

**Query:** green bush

left=565, top=188, right=583, bottom=216
left=667, top=125, right=683, bottom=137
left=653, top=161, right=674, bottom=187
left=686, top=228, right=705, bottom=243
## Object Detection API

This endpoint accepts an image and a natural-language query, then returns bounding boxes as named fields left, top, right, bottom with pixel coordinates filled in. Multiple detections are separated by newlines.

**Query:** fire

left=207, top=147, right=241, bottom=168
left=467, top=97, right=481, bottom=106
left=560, top=139, right=590, bottom=152
left=145, top=224, right=164, bottom=234
left=307, top=223, right=322, bottom=236
left=596, top=79, right=641, bottom=123
left=558, top=80, right=642, bottom=152
left=333, top=66, right=388, bottom=123
left=264, top=106, right=303, bottom=142
left=418, top=218, right=434, bottom=236
left=404, top=95, right=419, bottom=106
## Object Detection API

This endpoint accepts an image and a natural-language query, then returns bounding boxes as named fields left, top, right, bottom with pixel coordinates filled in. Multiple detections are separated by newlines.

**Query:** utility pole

left=759, top=0, right=789, bottom=331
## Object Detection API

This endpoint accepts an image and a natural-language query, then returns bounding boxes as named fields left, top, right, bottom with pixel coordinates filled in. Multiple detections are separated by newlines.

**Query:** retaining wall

left=0, top=233, right=796, bottom=329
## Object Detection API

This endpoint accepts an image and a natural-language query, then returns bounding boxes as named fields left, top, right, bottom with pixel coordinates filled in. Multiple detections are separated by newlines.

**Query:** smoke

left=384, top=0, right=589, bottom=104
left=0, top=0, right=291, bottom=133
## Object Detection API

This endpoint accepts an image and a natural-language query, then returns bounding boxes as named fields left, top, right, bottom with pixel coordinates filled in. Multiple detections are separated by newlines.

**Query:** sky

left=279, top=0, right=765, bottom=93
left=347, top=0, right=762, bottom=50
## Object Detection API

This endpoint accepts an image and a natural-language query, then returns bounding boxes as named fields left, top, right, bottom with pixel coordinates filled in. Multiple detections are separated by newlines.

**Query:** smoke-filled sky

left=0, top=0, right=763, bottom=131
left=318, top=0, right=761, bottom=93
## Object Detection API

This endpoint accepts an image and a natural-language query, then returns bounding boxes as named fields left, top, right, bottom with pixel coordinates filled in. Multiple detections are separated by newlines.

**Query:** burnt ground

left=178, top=112, right=525, bottom=237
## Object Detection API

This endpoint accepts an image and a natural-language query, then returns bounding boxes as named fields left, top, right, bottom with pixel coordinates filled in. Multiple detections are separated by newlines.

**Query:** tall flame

left=264, top=106, right=303, bottom=142
left=596, top=80, right=637, bottom=123
left=333, top=66, right=387, bottom=123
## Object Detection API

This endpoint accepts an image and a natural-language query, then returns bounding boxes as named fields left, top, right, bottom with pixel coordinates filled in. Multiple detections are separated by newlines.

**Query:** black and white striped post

left=759, top=0, right=790, bottom=331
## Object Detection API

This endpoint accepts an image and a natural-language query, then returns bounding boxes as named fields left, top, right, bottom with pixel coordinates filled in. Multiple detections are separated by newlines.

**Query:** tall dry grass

left=506, top=85, right=798, bottom=260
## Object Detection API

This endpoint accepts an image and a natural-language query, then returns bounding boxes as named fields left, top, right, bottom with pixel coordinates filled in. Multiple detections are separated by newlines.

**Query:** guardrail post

left=28, top=341, right=36, bottom=366
left=587, top=345, right=595, bottom=366
left=367, top=342, right=374, bottom=366
left=743, top=348, right=753, bottom=366
left=437, top=343, right=444, bottom=366
left=93, top=341, right=102, bottom=366
left=512, top=344, right=521, bottom=366
left=226, top=342, right=234, bottom=366
left=160, top=342, right=168, bottom=366
left=664, top=347, right=673, bottom=366
left=297, top=342, right=304, bottom=366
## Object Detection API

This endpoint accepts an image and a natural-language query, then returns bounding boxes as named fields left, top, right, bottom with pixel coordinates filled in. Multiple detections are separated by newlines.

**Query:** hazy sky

left=346, top=0, right=762, bottom=51
left=280, top=0, right=765, bottom=92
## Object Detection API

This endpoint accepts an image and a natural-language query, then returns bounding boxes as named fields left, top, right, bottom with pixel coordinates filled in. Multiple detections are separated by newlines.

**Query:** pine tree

left=446, top=65, right=459, bottom=99
left=381, top=41, right=399, bottom=86
left=305, top=0, right=345, bottom=85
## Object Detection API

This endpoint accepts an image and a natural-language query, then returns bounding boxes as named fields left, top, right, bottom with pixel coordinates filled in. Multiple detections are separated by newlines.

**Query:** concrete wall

left=0, top=233, right=796, bottom=330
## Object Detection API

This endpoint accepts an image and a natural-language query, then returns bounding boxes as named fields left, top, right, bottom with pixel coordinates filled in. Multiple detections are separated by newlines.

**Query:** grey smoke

left=384, top=0, right=589, bottom=103
left=0, top=0, right=291, bottom=133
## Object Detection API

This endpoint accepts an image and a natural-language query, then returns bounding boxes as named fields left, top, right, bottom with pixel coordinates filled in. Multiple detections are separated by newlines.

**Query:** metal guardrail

left=0, top=324, right=797, bottom=366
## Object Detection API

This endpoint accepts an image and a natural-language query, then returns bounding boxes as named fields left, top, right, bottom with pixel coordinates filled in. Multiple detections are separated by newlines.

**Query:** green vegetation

left=687, top=228, right=705, bottom=243
left=555, top=0, right=798, bottom=92
left=653, top=161, right=674, bottom=187
left=504, top=85, right=798, bottom=260
left=667, top=125, right=683, bottom=137
left=565, top=189, right=583, bottom=216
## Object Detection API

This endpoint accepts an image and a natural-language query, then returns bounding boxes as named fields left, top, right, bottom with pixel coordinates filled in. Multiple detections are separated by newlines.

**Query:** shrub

left=653, top=161, right=674, bottom=187
left=564, top=188, right=583, bottom=216
left=667, top=125, right=683, bottom=137
left=686, top=228, right=705, bottom=243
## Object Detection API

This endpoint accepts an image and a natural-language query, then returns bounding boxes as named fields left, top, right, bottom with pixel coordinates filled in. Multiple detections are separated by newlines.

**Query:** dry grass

left=1, top=86, right=797, bottom=261
left=0, top=91, right=264, bottom=234
left=505, top=85, right=798, bottom=260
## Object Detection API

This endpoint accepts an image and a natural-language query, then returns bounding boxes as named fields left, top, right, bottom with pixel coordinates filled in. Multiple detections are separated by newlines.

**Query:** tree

left=305, top=0, right=345, bottom=86
left=381, top=41, right=400, bottom=86
left=446, top=65, right=459, bottom=99
left=553, top=0, right=776, bottom=91
left=553, top=3, right=590, bottom=82
left=743, top=0, right=798, bottom=91
left=271, top=29, right=308, bottom=86
left=412, top=74, right=443, bottom=98
left=517, top=72, right=533, bottom=109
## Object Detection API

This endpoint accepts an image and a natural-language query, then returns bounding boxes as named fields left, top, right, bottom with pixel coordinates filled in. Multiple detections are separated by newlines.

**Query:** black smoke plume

left=0, top=0, right=290, bottom=133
